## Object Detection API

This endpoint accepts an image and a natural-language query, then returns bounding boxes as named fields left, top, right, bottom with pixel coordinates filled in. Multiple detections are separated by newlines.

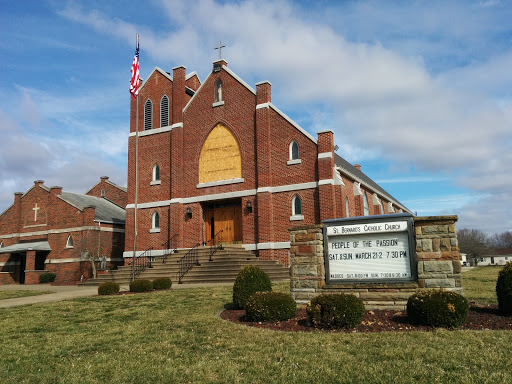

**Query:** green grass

left=0, top=280, right=511, bottom=384
left=0, top=290, right=53, bottom=300
left=462, top=266, right=502, bottom=304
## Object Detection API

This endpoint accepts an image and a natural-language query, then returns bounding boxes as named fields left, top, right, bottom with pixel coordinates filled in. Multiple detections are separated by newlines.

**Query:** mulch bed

left=220, top=304, right=512, bottom=332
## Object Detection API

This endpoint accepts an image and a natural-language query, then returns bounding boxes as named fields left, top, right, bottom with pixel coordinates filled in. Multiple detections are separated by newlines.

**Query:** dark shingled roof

left=334, top=153, right=410, bottom=212
left=59, top=192, right=125, bottom=224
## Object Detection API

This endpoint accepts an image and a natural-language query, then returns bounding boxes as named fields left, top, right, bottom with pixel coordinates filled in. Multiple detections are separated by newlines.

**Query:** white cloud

left=39, top=0, right=512, bottom=234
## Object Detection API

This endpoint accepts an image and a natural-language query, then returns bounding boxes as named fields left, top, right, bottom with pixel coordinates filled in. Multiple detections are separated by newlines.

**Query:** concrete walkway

left=0, top=282, right=235, bottom=308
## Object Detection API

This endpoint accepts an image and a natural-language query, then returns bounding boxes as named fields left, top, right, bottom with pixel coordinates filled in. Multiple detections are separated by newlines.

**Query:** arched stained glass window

left=292, top=195, right=302, bottom=216
left=289, top=140, right=299, bottom=160
left=66, top=235, right=73, bottom=248
left=152, top=211, right=160, bottom=229
left=153, top=164, right=160, bottom=181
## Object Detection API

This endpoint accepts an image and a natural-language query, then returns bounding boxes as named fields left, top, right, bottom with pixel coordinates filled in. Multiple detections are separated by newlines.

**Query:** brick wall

left=289, top=216, right=462, bottom=310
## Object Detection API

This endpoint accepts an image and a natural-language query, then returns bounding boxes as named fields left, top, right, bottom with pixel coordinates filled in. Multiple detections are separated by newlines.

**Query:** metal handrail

left=176, top=243, right=200, bottom=284
left=207, top=229, right=224, bottom=261
left=161, top=233, right=178, bottom=264
left=131, top=247, right=153, bottom=281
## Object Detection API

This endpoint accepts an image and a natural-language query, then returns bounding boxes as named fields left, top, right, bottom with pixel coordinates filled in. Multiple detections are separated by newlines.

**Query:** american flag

left=130, top=37, right=140, bottom=99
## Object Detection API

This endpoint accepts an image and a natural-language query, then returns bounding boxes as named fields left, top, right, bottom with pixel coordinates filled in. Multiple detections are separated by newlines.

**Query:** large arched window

left=66, top=235, right=73, bottom=248
left=214, top=78, right=223, bottom=102
left=160, top=95, right=169, bottom=127
left=363, top=193, right=369, bottom=216
left=151, top=211, right=160, bottom=232
left=345, top=197, right=350, bottom=218
left=144, top=99, right=153, bottom=130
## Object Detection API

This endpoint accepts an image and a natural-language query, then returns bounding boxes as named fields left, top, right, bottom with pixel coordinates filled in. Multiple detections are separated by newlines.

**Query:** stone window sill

left=149, top=228, right=160, bottom=233
left=213, top=101, right=225, bottom=108
left=150, top=180, right=161, bottom=186
left=290, top=215, right=304, bottom=221
left=287, top=159, right=302, bottom=165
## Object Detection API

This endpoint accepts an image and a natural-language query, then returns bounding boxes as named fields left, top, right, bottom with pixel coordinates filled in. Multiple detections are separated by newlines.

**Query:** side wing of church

left=0, top=178, right=126, bottom=284
left=126, top=59, right=410, bottom=265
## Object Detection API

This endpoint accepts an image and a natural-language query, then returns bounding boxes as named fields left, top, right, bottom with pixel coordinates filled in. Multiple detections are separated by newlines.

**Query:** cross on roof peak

left=214, top=41, right=226, bottom=60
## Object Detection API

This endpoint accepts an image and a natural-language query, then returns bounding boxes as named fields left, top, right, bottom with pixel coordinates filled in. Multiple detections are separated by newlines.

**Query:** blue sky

left=1, top=0, right=511, bottom=234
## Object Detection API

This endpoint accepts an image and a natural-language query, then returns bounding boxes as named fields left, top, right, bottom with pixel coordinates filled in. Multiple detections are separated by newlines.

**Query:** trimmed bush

left=98, top=282, right=120, bottom=295
left=232, top=265, right=272, bottom=309
left=407, top=290, right=469, bottom=328
left=496, top=262, right=512, bottom=314
left=39, top=272, right=56, bottom=284
left=245, top=292, right=297, bottom=322
left=129, top=279, right=153, bottom=293
left=153, top=277, right=172, bottom=290
left=306, top=293, right=365, bottom=329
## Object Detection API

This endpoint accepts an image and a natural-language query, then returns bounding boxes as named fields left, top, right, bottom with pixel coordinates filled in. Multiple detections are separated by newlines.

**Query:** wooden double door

left=205, top=201, right=242, bottom=245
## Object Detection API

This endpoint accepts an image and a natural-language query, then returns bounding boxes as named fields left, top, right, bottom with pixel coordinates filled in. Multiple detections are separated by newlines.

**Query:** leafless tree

left=488, top=231, right=512, bottom=249
left=457, top=228, right=490, bottom=266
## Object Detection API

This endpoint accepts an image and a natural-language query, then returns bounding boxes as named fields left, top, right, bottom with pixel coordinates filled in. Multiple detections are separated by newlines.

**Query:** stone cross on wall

left=32, top=203, right=40, bottom=221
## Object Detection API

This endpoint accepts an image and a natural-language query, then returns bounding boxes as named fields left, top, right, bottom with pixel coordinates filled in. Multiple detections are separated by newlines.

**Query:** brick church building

left=0, top=177, right=126, bottom=284
left=125, top=59, right=410, bottom=265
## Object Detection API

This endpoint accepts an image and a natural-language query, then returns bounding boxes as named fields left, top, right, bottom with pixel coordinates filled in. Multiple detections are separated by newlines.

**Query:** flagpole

left=132, top=33, right=139, bottom=281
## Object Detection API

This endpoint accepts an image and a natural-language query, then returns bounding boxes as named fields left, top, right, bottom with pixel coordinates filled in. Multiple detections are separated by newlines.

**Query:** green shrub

left=98, top=282, right=120, bottom=295
left=39, top=272, right=56, bottom=284
left=306, top=293, right=365, bottom=329
left=152, top=277, right=172, bottom=290
left=232, top=265, right=272, bottom=309
left=407, top=290, right=469, bottom=328
left=245, top=292, right=297, bottom=322
left=496, top=262, right=512, bottom=314
left=129, top=279, right=153, bottom=293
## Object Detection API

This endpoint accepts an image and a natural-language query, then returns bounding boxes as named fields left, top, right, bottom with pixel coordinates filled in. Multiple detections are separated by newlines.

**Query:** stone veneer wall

left=289, top=216, right=461, bottom=310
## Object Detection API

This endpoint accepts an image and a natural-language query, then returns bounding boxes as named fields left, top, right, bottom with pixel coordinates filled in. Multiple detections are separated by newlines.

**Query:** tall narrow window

left=214, top=79, right=223, bottom=102
left=363, top=193, right=369, bottom=216
left=160, top=95, right=169, bottom=127
left=152, top=211, right=160, bottom=229
left=66, top=235, right=73, bottom=248
left=144, top=99, right=153, bottom=130
left=290, top=140, right=299, bottom=160
left=345, top=197, right=350, bottom=217
left=0, top=241, right=4, bottom=248
left=290, top=194, right=303, bottom=221
left=152, top=164, right=160, bottom=181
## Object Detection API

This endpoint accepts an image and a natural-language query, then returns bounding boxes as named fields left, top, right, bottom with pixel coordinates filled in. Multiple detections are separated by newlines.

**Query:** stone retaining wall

left=289, top=216, right=461, bottom=310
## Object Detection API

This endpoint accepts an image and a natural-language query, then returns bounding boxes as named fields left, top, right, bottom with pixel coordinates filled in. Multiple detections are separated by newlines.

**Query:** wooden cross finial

left=214, top=41, right=226, bottom=60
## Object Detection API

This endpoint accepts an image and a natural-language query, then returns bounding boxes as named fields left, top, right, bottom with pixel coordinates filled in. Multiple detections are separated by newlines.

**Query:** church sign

left=323, top=213, right=416, bottom=283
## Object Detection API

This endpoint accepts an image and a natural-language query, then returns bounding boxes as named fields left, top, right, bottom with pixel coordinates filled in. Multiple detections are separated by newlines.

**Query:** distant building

left=476, top=248, right=512, bottom=266
left=125, top=59, right=411, bottom=265
left=0, top=177, right=126, bottom=284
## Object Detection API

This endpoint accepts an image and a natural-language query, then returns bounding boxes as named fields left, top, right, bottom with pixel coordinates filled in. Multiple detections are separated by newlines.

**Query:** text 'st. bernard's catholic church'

left=125, top=58, right=410, bottom=265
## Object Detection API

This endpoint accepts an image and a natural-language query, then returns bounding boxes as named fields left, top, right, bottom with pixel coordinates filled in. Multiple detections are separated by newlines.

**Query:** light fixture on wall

left=186, top=207, right=192, bottom=219
left=246, top=200, right=253, bottom=213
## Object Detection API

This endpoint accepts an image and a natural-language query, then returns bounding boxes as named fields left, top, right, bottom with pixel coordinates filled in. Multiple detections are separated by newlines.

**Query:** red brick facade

left=125, top=60, right=410, bottom=265
left=0, top=179, right=126, bottom=284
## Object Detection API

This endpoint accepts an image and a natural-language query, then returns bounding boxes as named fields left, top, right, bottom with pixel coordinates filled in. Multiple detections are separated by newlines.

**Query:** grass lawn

left=0, top=290, right=53, bottom=300
left=1, top=272, right=511, bottom=383
left=462, top=266, right=501, bottom=304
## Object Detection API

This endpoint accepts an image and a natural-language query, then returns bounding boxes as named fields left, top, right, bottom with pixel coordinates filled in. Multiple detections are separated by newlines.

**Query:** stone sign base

left=289, top=216, right=461, bottom=310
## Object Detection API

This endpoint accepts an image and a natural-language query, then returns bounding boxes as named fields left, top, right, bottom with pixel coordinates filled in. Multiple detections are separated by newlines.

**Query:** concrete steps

left=80, top=246, right=289, bottom=286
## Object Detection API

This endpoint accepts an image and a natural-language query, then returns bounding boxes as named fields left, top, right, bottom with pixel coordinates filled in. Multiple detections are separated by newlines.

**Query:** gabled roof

left=334, top=153, right=410, bottom=213
left=59, top=192, right=125, bottom=224
left=138, top=67, right=173, bottom=93
left=85, top=179, right=127, bottom=195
